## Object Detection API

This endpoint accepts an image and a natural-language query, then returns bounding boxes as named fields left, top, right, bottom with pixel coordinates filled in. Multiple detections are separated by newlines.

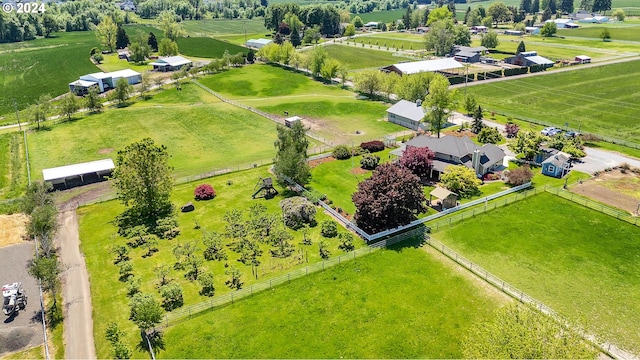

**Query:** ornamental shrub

left=194, top=184, right=216, bottom=200
left=333, top=145, right=351, bottom=159
left=505, top=165, right=534, bottom=186
left=360, top=140, right=385, bottom=153
left=360, top=154, right=380, bottom=170
left=279, top=196, right=317, bottom=229
left=320, top=219, right=338, bottom=238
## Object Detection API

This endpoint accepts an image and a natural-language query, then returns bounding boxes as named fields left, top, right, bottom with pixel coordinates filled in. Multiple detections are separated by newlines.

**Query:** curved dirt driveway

left=56, top=210, right=96, bottom=359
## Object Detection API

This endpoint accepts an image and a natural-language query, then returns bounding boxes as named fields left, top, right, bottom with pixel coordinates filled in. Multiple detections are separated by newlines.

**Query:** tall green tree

left=423, top=75, right=456, bottom=138
left=481, top=30, right=500, bottom=48
left=440, top=165, right=482, bottom=198
left=158, top=11, right=184, bottom=41
left=427, top=5, right=452, bottom=25
left=59, top=93, right=79, bottom=121
left=273, top=121, right=310, bottom=186
left=129, top=33, right=151, bottom=63
left=540, top=21, right=557, bottom=37
left=463, top=304, right=598, bottom=358
left=508, top=130, right=544, bottom=160
left=424, top=20, right=454, bottom=56
left=28, top=256, right=61, bottom=308
left=520, top=0, right=532, bottom=13
left=113, top=78, right=132, bottom=105
left=158, top=38, right=178, bottom=56
left=112, top=138, right=174, bottom=223
left=95, top=16, right=117, bottom=53
left=85, top=86, right=103, bottom=113
left=147, top=31, right=158, bottom=51
left=592, top=0, right=611, bottom=13
left=353, top=69, right=381, bottom=97
left=116, top=26, right=129, bottom=49
left=517, top=40, right=526, bottom=53
left=320, top=58, right=340, bottom=82
left=487, top=2, right=512, bottom=26
left=309, top=45, right=327, bottom=77
left=129, top=293, right=163, bottom=331
left=29, top=94, right=52, bottom=130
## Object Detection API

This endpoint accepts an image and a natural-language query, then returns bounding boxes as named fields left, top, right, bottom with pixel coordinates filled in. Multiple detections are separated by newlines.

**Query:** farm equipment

left=2, top=282, right=27, bottom=316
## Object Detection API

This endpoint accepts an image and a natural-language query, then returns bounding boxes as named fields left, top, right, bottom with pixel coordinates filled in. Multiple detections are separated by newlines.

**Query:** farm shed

left=150, top=56, right=192, bottom=72
left=525, top=26, right=540, bottom=35
left=429, top=186, right=458, bottom=210
left=285, top=116, right=302, bottom=127
left=546, top=19, right=579, bottom=28
left=471, top=26, right=488, bottom=33
left=575, top=55, right=591, bottom=64
left=504, top=51, right=554, bottom=69
left=452, top=45, right=487, bottom=63
left=246, top=38, right=273, bottom=49
left=386, top=100, right=427, bottom=130
left=381, top=58, right=463, bottom=76
left=363, top=22, right=379, bottom=28
left=69, top=69, right=141, bottom=94
left=504, top=30, right=524, bottom=36
left=541, top=153, right=571, bottom=178
left=391, top=136, right=505, bottom=178
left=43, top=159, right=115, bottom=190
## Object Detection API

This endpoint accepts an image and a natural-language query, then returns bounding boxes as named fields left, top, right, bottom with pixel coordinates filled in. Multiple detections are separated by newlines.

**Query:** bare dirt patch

left=350, top=167, right=368, bottom=175
left=0, top=214, right=29, bottom=248
left=571, top=169, right=640, bottom=214
left=443, top=129, right=476, bottom=138
left=309, top=156, right=336, bottom=168
left=97, top=148, right=113, bottom=154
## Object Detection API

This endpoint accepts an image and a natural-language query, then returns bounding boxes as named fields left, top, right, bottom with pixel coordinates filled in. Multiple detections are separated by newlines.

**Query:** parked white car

left=541, top=127, right=562, bottom=136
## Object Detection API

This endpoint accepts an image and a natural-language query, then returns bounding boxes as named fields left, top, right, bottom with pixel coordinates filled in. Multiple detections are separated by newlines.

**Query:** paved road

left=56, top=210, right=96, bottom=360
left=0, top=243, right=44, bottom=357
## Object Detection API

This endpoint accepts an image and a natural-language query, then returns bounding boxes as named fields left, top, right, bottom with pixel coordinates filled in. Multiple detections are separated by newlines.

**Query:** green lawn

left=0, top=31, right=100, bottom=115
left=0, top=133, right=25, bottom=199
left=78, top=166, right=365, bottom=358
left=160, top=242, right=506, bottom=358
left=97, top=53, right=154, bottom=73
left=319, top=44, right=413, bottom=69
left=198, top=64, right=407, bottom=144
left=465, top=60, right=640, bottom=143
left=436, top=192, right=640, bottom=354
left=352, top=9, right=405, bottom=23
left=27, top=82, right=280, bottom=179
left=558, top=25, right=640, bottom=42
left=2, top=346, right=45, bottom=360
left=471, top=36, right=616, bottom=62
left=182, top=19, right=268, bottom=38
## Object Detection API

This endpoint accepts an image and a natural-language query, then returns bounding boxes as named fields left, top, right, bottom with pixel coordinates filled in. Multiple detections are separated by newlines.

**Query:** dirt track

left=56, top=210, right=96, bottom=359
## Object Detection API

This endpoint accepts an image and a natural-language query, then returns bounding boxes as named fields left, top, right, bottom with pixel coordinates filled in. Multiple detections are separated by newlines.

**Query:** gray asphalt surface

left=0, top=242, right=44, bottom=356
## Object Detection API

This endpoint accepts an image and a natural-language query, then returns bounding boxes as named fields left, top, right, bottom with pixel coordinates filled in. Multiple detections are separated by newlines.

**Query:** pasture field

left=558, top=25, right=640, bottom=42
left=27, top=82, right=282, bottom=180
left=436, top=192, right=640, bottom=354
left=465, top=60, right=640, bottom=143
left=318, top=44, right=411, bottom=70
left=0, top=31, right=100, bottom=115
left=352, top=9, right=404, bottom=23
left=198, top=64, right=407, bottom=143
left=160, top=242, right=507, bottom=358
left=351, top=32, right=426, bottom=51
left=182, top=19, right=268, bottom=38
left=78, top=166, right=365, bottom=358
left=97, top=53, right=154, bottom=73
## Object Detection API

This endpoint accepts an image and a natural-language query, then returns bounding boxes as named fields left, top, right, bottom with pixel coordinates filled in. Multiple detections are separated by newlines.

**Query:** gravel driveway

left=0, top=242, right=44, bottom=356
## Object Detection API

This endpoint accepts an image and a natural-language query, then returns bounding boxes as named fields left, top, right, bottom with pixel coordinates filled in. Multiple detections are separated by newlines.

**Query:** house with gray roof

left=386, top=100, right=428, bottom=130
left=541, top=152, right=571, bottom=178
left=504, top=51, right=554, bottom=69
left=149, top=56, right=192, bottom=72
left=391, top=135, right=505, bottom=178
left=451, top=45, right=487, bottom=63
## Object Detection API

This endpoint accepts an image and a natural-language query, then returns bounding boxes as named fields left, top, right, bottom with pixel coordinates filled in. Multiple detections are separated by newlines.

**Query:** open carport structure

left=42, top=159, right=114, bottom=190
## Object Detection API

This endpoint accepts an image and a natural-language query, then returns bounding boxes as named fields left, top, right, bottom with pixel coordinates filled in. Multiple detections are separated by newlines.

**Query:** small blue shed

left=541, top=153, right=570, bottom=178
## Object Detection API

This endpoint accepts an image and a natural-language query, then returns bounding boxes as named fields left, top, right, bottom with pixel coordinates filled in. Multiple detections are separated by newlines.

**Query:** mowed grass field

left=436, top=192, right=640, bottom=354
left=160, top=242, right=507, bottom=358
left=198, top=64, right=406, bottom=143
left=0, top=31, right=100, bottom=115
left=558, top=25, right=640, bottom=42
left=465, top=60, right=640, bottom=143
left=0, top=133, right=25, bottom=199
left=352, top=9, right=404, bottom=23
left=316, top=44, right=411, bottom=70
left=27, top=82, right=281, bottom=179
left=352, top=32, right=426, bottom=51
left=79, top=166, right=364, bottom=358
left=182, top=19, right=268, bottom=38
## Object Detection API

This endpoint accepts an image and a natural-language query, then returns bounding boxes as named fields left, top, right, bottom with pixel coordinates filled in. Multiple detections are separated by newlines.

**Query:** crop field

left=465, top=60, right=640, bottom=143
left=78, top=166, right=366, bottom=358
left=27, top=82, right=282, bottom=180
left=198, top=64, right=407, bottom=143
left=160, top=242, right=507, bottom=358
left=176, top=37, right=248, bottom=58
left=435, top=192, right=640, bottom=354
left=317, top=44, right=411, bottom=70
left=352, top=9, right=404, bottom=23
left=182, top=19, right=268, bottom=38
left=0, top=31, right=100, bottom=116
left=558, top=25, right=640, bottom=42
